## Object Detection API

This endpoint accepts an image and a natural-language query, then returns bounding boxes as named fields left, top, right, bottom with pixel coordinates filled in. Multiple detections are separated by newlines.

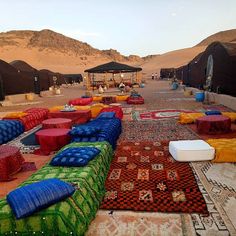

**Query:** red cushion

left=127, top=97, right=144, bottom=104
left=68, top=97, right=93, bottom=106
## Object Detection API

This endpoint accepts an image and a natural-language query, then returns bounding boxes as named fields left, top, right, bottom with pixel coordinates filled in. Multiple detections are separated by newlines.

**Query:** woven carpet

left=8, top=125, right=41, bottom=153
left=133, top=109, right=194, bottom=121
left=100, top=141, right=208, bottom=215
left=21, top=162, right=37, bottom=172
left=119, top=120, right=198, bottom=141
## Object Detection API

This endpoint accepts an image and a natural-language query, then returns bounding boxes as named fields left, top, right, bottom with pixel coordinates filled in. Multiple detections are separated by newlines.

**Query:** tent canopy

left=84, top=61, right=142, bottom=74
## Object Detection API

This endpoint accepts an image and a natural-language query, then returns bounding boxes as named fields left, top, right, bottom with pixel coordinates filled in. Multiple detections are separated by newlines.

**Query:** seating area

left=0, top=141, right=113, bottom=235
left=3, top=108, right=49, bottom=131
left=0, top=120, right=24, bottom=145
left=0, top=84, right=235, bottom=236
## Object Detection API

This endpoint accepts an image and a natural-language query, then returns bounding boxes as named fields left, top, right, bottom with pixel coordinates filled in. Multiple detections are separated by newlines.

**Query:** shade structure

left=84, top=61, right=142, bottom=90
left=85, top=61, right=142, bottom=74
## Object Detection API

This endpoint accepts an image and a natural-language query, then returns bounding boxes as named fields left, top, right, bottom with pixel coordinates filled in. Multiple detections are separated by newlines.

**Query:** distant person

left=151, top=74, right=154, bottom=80
left=154, top=73, right=158, bottom=80
left=119, top=82, right=125, bottom=92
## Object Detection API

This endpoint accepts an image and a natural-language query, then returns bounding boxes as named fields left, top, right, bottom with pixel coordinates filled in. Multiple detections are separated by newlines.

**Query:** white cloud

left=171, top=12, right=177, bottom=17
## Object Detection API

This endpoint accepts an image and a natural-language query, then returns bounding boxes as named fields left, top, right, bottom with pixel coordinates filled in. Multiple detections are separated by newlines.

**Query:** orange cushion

left=222, top=112, right=236, bottom=123
left=179, top=113, right=205, bottom=124
left=4, top=112, right=27, bottom=119
left=207, top=138, right=236, bottom=162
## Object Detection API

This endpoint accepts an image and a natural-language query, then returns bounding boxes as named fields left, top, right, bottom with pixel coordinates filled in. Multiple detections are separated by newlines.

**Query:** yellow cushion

left=207, top=138, right=236, bottom=162
left=116, top=95, right=129, bottom=101
left=4, top=112, right=27, bottom=119
left=93, top=96, right=103, bottom=102
left=179, top=112, right=205, bottom=124
left=90, top=103, right=109, bottom=118
left=74, top=106, right=91, bottom=110
left=49, top=106, right=64, bottom=112
left=222, top=112, right=236, bottom=122
left=49, top=106, right=91, bottom=112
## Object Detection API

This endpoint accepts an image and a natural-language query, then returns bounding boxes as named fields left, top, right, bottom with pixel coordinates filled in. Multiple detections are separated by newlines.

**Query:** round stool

left=42, top=118, right=72, bottom=129
left=35, top=128, right=71, bottom=155
left=196, top=115, right=231, bottom=134
left=0, top=145, right=25, bottom=181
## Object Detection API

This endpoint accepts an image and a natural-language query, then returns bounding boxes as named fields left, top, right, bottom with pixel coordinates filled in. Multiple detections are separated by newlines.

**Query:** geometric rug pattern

left=191, top=162, right=236, bottom=235
left=101, top=141, right=208, bottom=215
left=133, top=109, right=193, bottom=121
left=86, top=210, right=195, bottom=236
left=120, top=120, right=198, bottom=141
left=7, top=125, right=41, bottom=153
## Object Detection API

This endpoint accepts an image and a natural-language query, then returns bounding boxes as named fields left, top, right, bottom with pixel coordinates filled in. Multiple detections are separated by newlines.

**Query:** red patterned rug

left=133, top=109, right=193, bottom=120
left=101, top=141, right=208, bottom=215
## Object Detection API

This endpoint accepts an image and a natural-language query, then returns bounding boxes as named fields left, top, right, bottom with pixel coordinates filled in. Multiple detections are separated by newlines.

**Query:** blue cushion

left=7, top=178, right=75, bottom=219
left=96, top=112, right=116, bottom=119
left=50, top=147, right=101, bottom=167
left=205, top=110, right=222, bottom=115
left=69, top=126, right=100, bottom=136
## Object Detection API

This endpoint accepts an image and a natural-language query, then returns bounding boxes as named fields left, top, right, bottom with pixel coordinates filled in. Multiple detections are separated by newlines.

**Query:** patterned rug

left=8, top=125, right=41, bottom=153
left=86, top=210, right=195, bottom=236
left=100, top=141, right=208, bottom=215
left=119, top=120, right=198, bottom=141
left=191, top=162, right=236, bottom=235
left=21, top=162, right=37, bottom=172
left=133, top=109, right=194, bottom=120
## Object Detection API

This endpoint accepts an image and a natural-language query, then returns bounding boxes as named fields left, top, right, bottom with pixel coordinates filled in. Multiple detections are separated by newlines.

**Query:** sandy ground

left=0, top=79, right=204, bottom=114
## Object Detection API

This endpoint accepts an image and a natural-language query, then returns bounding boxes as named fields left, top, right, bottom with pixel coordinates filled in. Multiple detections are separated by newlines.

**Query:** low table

left=48, top=110, right=91, bottom=124
left=196, top=115, right=231, bottom=134
left=42, top=118, right=72, bottom=129
left=0, top=145, right=25, bottom=181
left=35, top=128, right=71, bottom=155
left=102, top=96, right=116, bottom=105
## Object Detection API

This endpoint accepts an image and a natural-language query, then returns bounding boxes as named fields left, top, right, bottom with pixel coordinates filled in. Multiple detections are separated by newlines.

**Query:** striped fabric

left=0, top=141, right=113, bottom=236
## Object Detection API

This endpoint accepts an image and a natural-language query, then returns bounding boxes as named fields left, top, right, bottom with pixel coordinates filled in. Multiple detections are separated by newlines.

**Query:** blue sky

left=1, top=0, right=236, bottom=56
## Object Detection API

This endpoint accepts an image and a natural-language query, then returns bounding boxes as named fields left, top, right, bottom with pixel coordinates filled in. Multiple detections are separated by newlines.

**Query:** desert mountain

left=0, top=29, right=235, bottom=76
left=197, top=29, right=236, bottom=46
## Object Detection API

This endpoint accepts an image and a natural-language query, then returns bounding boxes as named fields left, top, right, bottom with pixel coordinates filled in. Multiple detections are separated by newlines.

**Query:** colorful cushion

left=222, top=112, right=236, bottom=123
left=207, top=138, right=236, bottom=162
left=50, top=147, right=101, bottom=167
left=205, top=110, right=222, bottom=115
left=4, top=112, right=27, bottom=119
left=90, top=103, right=108, bottom=118
left=169, top=140, right=215, bottom=162
left=96, top=112, right=116, bottom=119
left=7, top=178, right=75, bottom=219
left=0, top=120, right=24, bottom=144
left=69, top=126, right=100, bottom=136
left=179, top=112, right=205, bottom=124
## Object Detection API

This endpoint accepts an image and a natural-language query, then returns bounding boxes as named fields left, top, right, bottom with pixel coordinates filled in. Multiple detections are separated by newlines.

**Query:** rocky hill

left=197, top=29, right=236, bottom=46
left=0, top=28, right=235, bottom=75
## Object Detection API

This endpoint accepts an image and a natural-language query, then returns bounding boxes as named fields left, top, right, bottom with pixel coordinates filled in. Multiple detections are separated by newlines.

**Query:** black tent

left=84, top=61, right=142, bottom=73
left=0, top=59, right=34, bottom=98
left=160, top=68, right=175, bottom=79
left=185, top=42, right=236, bottom=96
left=63, top=74, right=83, bottom=84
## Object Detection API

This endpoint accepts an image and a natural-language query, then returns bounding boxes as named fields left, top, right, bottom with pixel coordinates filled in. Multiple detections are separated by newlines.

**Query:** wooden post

left=86, top=73, right=90, bottom=90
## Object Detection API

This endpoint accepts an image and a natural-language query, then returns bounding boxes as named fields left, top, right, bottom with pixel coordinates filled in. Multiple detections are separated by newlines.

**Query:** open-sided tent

left=84, top=61, right=142, bottom=89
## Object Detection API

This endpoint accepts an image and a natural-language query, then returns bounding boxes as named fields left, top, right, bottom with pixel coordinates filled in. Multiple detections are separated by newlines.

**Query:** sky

left=0, top=0, right=236, bottom=56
